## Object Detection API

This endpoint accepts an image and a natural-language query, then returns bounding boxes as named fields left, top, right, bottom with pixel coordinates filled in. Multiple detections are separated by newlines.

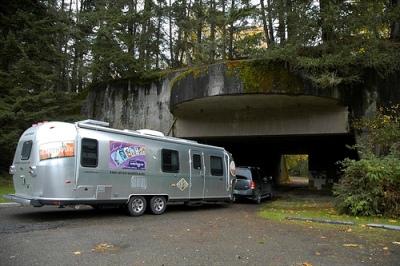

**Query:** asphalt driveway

left=0, top=182, right=399, bottom=266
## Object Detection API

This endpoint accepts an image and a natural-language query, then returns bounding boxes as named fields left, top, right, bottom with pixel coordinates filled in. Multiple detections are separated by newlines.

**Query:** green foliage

left=334, top=155, right=400, bottom=218
left=354, top=105, right=400, bottom=156
left=334, top=105, right=400, bottom=218
left=254, top=1, right=400, bottom=88
left=285, top=155, right=309, bottom=177
left=225, top=60, right=303, bottom=93
left=0, top=1, right=84, bottom=173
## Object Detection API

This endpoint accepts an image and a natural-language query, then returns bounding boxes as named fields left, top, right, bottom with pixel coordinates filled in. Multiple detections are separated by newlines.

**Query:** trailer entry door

left=204, top=155, right=226, bottom=198
left=15, top=140, right=33, bottom=196
left=189, top=150, right=205, bottom=199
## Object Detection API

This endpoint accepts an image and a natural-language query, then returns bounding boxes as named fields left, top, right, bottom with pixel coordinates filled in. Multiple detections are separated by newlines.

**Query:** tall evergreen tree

left=0, top=1, right=82, bottom=173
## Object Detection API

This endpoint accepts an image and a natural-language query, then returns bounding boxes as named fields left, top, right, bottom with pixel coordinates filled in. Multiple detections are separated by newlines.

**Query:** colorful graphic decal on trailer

left=39, top=142, right=75, bottom=161
left=109, top=141, right=146, bottom=170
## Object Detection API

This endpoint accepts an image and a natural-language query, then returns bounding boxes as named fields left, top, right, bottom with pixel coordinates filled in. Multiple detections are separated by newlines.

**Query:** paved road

left=1, top=195, right=399, bottom=266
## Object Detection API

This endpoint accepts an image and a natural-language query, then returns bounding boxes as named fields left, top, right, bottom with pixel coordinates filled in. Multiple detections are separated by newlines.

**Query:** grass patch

left=258, top=196, right=400, bottom=227
left=0, top=175, right=14, bottom=203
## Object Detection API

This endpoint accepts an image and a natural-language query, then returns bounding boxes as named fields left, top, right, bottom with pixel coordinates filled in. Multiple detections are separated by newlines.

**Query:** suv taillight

left=250, top=180, right=255, bottom=189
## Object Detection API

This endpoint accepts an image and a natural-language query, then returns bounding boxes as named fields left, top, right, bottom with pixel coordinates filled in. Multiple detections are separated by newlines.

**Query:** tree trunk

left=196, top=0, right=203, bottom=62
left=267, top=0, right=275, bottom=45
left=319, top=0, right=332, bottom=42
left=209, top=0, right=216, bottom=63
left=222, top=0, right=226, bottom=60
left=390, top=0, right=400, bottom=40
left=277, top=0, right=286, bottom=43
left=260, top=0, right=271, bottom=47
left=229, top=0, right=235, bottom=59
left=169, top=0, right=174, bottom=68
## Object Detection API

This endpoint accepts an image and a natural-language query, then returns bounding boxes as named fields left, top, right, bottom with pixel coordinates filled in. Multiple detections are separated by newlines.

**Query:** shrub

left=333, top=105, right=400, bottom=218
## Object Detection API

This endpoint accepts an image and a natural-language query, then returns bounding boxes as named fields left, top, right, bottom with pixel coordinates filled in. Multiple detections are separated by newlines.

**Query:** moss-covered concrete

left=227, top=60, right=304, bottom=93
left=170, top=60, right=342, bottom=111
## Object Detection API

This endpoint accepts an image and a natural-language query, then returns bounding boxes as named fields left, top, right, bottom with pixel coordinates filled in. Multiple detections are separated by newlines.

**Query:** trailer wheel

left=148, top=196, right=167, bottom=215
left=126, top=196, right=146, bottom=216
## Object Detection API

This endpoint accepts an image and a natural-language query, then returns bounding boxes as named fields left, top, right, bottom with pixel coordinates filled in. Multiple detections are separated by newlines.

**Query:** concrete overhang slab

left=171, top=94, right=346, bottom=118
left=171, top=94, right=349, bottom=138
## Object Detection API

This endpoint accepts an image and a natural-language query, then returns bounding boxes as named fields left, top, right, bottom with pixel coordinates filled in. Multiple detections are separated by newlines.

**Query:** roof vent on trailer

left=136, top=129, right=165, bottom=137
left=32, top=121, right=48, bottom=127
left=77, top=119, right=109, bottom=127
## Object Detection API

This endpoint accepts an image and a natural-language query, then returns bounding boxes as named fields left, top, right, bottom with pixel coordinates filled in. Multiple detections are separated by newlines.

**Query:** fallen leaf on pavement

left=343, top=244, right=358, bottom=247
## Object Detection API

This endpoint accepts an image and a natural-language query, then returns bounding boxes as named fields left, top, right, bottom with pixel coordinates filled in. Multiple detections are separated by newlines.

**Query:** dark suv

left=233, top=166, right=273, bottom=204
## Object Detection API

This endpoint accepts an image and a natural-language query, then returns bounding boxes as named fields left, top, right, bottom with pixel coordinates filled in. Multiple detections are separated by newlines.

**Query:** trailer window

left=162, top=149, right=179, bottom=173
left=193, top=154, right=201, bottom=170
left=21, top=140, right=33, bottom=160
left=210, top=156, right=223, bottom=176
left=81, top=138, right=98, bottom=167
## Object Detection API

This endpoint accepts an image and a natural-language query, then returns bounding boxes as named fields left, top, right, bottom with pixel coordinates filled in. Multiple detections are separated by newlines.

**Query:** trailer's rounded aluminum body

left=4, top=120, right=236, bottom=215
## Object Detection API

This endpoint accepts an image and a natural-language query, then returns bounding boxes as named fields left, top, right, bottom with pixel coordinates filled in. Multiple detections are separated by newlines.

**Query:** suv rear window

left=235, top=169, right=252, bottom=180
left=236, top=174, right=250, bottom=180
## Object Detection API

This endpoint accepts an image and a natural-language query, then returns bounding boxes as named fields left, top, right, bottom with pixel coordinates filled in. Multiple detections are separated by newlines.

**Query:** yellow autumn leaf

left=343, top=244, right=358, bottom=247
left=383, top=247, right=389, bottom=250
left=74, top=251, right=81, bottom=255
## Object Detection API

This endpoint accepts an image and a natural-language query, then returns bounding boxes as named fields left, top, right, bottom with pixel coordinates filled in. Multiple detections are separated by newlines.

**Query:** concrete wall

left=82, top=73, right=179, bottom=133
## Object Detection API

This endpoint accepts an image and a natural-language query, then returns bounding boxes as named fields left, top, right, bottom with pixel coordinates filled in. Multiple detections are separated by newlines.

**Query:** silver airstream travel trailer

left=4, top=120, right=237, bottom=216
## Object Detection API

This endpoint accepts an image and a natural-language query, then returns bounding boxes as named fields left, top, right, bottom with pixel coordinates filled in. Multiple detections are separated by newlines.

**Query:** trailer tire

left=148, top=196, right=167, bottom=215
left=126, top=196, right=146, bottom=216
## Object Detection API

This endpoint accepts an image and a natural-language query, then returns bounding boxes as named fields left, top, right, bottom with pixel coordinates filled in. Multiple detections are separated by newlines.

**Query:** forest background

left=0, top=0, right=400, bottom=177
